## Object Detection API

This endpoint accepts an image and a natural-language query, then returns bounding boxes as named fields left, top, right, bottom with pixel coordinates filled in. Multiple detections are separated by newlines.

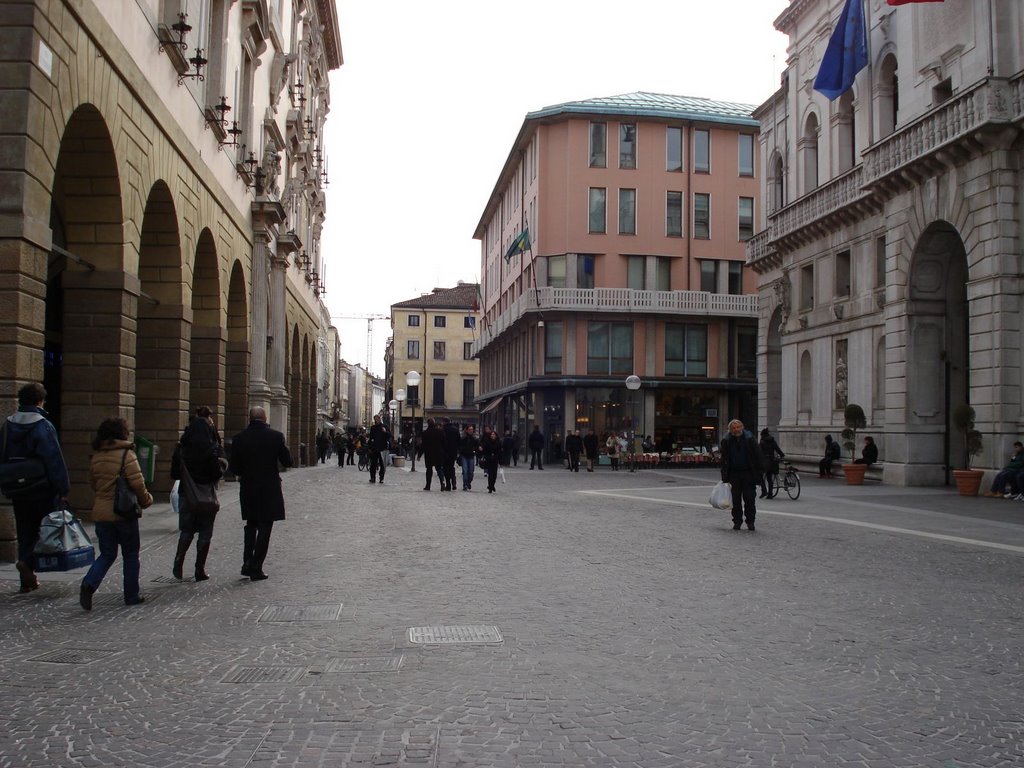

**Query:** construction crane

left=331, top=314, right=389, bottom=426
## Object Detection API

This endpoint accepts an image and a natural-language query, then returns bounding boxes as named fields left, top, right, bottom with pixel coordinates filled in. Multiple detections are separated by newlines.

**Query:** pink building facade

left=473, top=93, right=761, bottom=460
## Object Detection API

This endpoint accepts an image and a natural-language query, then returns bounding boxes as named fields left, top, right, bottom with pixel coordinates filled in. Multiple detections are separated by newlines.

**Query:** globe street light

left=388, top=398, right=398, bottom=444
left=625, top=375, right=642, bottom=473
left=405, top=370, right=421, bottom=472
left=395, top=388, right=406, bottom=460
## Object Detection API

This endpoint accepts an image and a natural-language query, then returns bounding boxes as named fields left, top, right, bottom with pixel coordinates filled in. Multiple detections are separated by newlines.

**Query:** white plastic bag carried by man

left=709, top=481, right=732, bottom=510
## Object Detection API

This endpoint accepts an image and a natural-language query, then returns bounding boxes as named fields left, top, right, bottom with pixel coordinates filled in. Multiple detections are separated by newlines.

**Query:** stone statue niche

left=835, top=338, right=848, bottom=411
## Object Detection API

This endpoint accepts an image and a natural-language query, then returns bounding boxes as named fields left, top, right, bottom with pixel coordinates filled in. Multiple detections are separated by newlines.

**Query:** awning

left=480, top=394, right=504, bottom=414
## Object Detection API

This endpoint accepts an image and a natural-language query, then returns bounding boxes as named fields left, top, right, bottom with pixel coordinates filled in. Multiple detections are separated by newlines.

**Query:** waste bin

left=135, top=436, right=157, bottom=483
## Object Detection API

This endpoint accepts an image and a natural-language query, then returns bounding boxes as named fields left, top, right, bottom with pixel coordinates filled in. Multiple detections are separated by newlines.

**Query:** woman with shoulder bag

left=80, top=417, right=153, bottom=610
left=170, top=406, right=225, bottom=581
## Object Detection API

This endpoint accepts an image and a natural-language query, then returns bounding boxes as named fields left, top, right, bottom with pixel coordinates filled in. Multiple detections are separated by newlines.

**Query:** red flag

left=887, top=0, right=944, bottom=5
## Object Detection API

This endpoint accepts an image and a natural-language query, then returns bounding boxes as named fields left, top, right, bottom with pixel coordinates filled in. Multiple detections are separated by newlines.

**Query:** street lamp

left=625, top=375, right=641, bottom=473
left=395, top=388, right=406, bottom=460
left=405, top=370, right=421, bottom=472
left=388, top=398, right=398, bottom=444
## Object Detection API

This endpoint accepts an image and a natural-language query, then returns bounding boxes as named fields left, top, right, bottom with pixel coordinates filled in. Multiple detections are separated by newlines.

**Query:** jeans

left=728, top=470, right=758, bottom=527
left=460, top=455, right=476, bottom=488
left=83, top=518, right=141, bottom=600
left=369, top=450, right=386, bottom=481
left=991, top=469, right=1018, bottom=495
left=530, top=448, right=543, bottom=469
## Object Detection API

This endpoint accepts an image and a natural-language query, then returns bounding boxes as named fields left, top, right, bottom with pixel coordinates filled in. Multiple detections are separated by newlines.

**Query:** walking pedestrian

left=367, top=414, right=390, bottom=484
left=228, top=406, right=293, bottom=581
left=565, top=429, right=583, bottom=472
left=80, top=417, right=153, bottom=609
left=420, top=418, right=446, bottom=491
left=528, top=425, right=544, bottom=470
left=510, top=430, right=520, bottom=467
left=758, top=428, right=785, bottom=499
left=481, top=427, right=502, bottom=493
left=315, top=429, right=329, bottom=464
left=333, top=430, right=346, bottom=467
left=501, top=430, right=514, bottom=468
left=0, top=382, right=70, bottom=593
left=345, top=432, right=356, bottom=465
left=441, top=417, right=461, bottom=491
left=170, top=406, right=225, bottom=580
left=583, top=430, right=599, bottom=472
left=458, top=424, right=482, bottom=490
left=605, top=433, right=620, bottom=471
left=720, top=419, right=763, bottom=531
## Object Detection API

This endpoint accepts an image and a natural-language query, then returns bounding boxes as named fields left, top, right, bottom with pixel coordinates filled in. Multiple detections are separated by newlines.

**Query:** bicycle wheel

left=785, top=471, right=801, bottom=500
left=768, top=475, right=781, bottom=499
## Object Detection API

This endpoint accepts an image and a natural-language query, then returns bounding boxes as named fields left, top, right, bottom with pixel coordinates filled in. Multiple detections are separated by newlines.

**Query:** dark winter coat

left=229, top=420, right=293, bottom=524
left=480, top=434, right=502, bottom=468
left=442, top=423, right=461, bottom=461
left=527, top=428, right=545, bottom=451
left=565, top=433, right=583, bottom=455
left=367, top=423, right=390, bottom=451
left=583, top=433, right=599, bottom=460
left=458, top=432, right=481, bottom=460
left=861, top=442, right=879, bottom=465
left=419, top=424, right=446, bottom=466
left=1, top=407, right=70, bottom=499
left=720, top=433, right=763, bottom=482
left=758, top=435, right=785, bottom=475
left=171, top=416, right=224, bottom=484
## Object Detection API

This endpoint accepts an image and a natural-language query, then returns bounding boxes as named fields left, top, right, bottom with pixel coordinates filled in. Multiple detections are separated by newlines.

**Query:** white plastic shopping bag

left=709, top=481, right=732, bottom=510
left=169, top=479, right=180, bottom=515
left=499, top=467, right=506, bottom=484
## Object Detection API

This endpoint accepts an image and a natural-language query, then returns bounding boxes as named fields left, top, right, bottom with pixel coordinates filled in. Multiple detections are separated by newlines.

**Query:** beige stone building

left=0, top=0, right=342, bottom=554
left=749, top=0, right=1023, bottom=485
left=389, top=284, right=481, bottom=437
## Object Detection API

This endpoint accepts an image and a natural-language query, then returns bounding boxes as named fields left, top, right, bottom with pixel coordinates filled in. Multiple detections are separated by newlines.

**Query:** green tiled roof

left=528, top=91, right=758, bottom=128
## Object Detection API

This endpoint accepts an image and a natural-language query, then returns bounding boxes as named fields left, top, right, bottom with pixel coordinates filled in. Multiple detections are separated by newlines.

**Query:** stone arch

left=800, top=112, right=819, bottom=194
left=289, top=324, right=301, bottom=452
left=799, top=350, right=812, bottom=416
left=906, top=221, right=968, bottom=484
left=835, top=91, right=856, bottom=173
left=189, top=228, right=224, bottom=419
left=225, top=260, right=250, bottom=437
left=134, top=181, right=187, bottom=491
left=49, top=104, right=126, bottom=496
left=766, top=307, right=783, bottom=428
left=877, top=51, right=899, bottom=138
left=302, top=334, right=312, bottom=462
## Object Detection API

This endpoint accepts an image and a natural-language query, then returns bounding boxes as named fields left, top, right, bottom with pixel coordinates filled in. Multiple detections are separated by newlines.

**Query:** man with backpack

left=0, top=382, right=71, bottom=592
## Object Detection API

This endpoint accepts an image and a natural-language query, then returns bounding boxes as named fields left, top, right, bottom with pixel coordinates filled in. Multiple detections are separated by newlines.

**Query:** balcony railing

left=472, top=287, right=758, bottom=356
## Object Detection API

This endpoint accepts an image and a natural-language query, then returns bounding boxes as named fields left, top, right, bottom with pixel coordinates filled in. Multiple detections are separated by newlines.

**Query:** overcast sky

left=321, top=0, right=791, bottom=374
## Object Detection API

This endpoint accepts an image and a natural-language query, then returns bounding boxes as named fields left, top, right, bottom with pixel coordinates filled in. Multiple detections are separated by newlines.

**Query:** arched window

left=799, top=350, right=812, bottom=415
left=800, top=114, right=819, bottom=194
left=878, top=54, right=899, bottom=138
left=836, top=91, right=856, bottom=173
left=769, top=152, right=785, bottom=212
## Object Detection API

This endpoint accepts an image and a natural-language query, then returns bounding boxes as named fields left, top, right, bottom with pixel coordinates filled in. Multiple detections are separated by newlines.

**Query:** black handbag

left=113, top=448, right=142, bottom=518
left=179, top=460, right=220, bottom=515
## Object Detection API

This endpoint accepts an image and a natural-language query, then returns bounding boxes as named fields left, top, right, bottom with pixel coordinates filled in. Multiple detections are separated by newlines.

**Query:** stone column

left=269, top=255, right=290, bottom=433
left=248, top=230, right=272, bottom=413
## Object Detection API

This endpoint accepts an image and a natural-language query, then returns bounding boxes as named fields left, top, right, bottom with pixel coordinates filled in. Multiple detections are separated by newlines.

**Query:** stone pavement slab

left=0, top=462, right=1022, bottom=767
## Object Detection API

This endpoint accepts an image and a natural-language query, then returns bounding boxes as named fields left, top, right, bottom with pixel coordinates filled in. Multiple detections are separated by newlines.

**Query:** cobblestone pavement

left=1, top=461, right=1023, bottom=768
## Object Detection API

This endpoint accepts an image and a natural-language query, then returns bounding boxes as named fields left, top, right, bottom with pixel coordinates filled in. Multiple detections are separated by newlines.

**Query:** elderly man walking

left=228, top=406, right=292, bottom=581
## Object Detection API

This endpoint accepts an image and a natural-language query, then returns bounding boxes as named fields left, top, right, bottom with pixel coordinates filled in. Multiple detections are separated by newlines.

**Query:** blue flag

left=813, top=0, right=868, bottom=101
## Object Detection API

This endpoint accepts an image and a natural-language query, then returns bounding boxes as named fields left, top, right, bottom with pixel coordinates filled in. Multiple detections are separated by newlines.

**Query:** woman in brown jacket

left=79, top=417, right=153, bottom=610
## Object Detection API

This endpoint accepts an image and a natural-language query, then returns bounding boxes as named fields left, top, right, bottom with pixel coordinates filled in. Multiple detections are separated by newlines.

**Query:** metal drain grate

left=151, top=575, right=191, bottom=583
left=29, top=648, right=119, bottom=665
left=259, top=604, right=343, bottom=622
left=408, top=625, right=503, bottom=645
left=325, top=655, right=403, bottom=673
left=220, top=665, right=307, bottom=683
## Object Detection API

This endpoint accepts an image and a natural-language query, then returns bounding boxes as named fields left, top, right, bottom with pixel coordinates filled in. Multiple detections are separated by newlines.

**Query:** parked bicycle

left=769, top=461, right=801, bottom=500
left=356, top=448, right=368, bottom=472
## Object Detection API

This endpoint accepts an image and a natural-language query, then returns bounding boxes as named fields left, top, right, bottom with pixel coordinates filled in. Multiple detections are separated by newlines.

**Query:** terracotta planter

left=842, top=463, right=867, bottom=485
left=952, top=469, right=984, bottom=497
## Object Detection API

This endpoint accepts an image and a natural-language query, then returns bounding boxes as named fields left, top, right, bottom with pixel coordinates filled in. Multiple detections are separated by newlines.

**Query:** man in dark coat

left=228, top=406, right=292, bottom=580
left=419, top=418, right=447, bottom=491
left=720, top=419, right=763, bottom=532
left=1, top=382, right=70, bottom=592
left=528, top=425, right=545, bottom=470
left=440, top=417, right=461, bottom=491
left=366, top=414, right=390, bottom=484
left=565, top=429, right=583, bottom=472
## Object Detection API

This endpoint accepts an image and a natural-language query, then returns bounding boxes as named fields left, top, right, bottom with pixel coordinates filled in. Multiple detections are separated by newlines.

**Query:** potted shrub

left=840, top=403, right=868, bottom=485
left=951, top=403, right=984, bottom=496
